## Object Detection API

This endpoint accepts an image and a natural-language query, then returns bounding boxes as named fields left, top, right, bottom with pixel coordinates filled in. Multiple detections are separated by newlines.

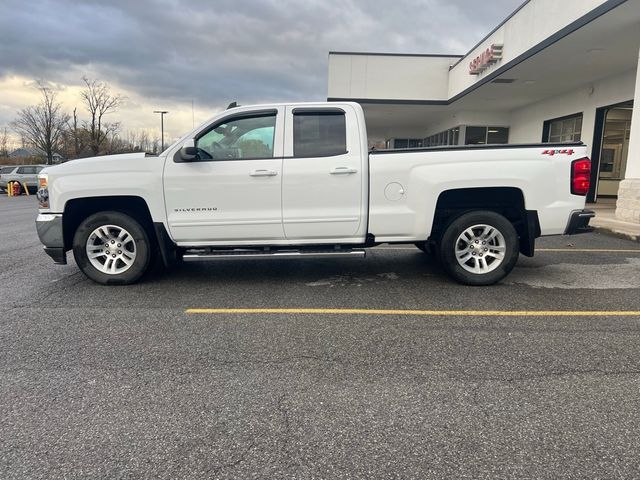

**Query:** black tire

left=73, top=211, right=152, bottom=285
left=438, top=210, right=519, bottom=286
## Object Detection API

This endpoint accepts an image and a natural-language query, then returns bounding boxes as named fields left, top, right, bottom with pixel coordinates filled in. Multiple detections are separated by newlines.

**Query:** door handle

left=250, top=169, right=278, bottom=177
left=330, top=167, right=358, bottom=175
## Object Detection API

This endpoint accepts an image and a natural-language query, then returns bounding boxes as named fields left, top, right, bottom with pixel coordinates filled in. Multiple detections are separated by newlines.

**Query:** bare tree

left=103, top=121, right=121, bottom=148
left=80, top=77, right=124, bottom=155
left=138, top=130, right=150, bottom=153
left=11, top=85, right=70, bottom=165
left=70, top=107, right=81, bottom=157
left=103, top=127, right=125, bottom=154
left=125, top=130, right=138, bottom=152
left=0, top=127, right=9, bottom=157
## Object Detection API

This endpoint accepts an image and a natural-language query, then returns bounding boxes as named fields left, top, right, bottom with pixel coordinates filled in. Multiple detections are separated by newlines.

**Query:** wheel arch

left=63, top=196, right=176, bottom=267
left=430, top=187, right=540, bottom=257
left=63, top=196, right=153, bottom=249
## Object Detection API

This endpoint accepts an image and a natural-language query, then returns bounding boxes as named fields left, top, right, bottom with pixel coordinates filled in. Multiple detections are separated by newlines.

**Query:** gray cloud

left=0, top=0, right=523, bottom=122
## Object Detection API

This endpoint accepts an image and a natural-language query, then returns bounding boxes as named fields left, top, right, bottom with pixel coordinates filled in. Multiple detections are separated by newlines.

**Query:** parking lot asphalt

left=2, top=194, right=640, bottom=479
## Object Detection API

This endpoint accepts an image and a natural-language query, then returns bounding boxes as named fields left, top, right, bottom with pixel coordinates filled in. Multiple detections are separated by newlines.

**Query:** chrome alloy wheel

left=454, top=224, right=506, bottom=274
left=85, top=225, right=137, bottom=275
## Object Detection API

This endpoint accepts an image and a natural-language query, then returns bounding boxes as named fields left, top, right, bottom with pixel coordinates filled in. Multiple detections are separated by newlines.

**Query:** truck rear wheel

left=438, top=211, right=519, bottom=286
left=73, top=211, right=151, bottom=285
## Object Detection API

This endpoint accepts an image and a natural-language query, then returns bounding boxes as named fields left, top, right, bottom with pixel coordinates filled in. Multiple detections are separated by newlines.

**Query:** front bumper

left=36, top=213, right=67, bottom=264
left=564, top=209, right=595, bottom=235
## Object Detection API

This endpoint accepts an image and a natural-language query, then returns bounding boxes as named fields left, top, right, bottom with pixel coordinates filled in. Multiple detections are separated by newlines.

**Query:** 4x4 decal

left=542, top=149, right=574, bottom=156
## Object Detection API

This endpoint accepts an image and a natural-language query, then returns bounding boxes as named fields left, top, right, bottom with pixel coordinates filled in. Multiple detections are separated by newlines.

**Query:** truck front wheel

left=439, top=211, right=519, bottom=286
left=72, top=211, right=152, bottom=285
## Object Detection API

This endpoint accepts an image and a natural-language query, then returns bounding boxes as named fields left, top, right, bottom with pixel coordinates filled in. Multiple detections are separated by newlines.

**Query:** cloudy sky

left=0, top=0, right=523, bottom=144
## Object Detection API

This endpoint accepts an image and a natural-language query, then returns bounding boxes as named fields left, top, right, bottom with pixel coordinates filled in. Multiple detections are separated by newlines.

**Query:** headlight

left=37, top=174, right=49, bottom=209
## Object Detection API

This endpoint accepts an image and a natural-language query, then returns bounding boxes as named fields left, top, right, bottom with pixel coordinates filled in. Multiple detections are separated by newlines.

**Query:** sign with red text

left=469, top=44, right=503, bottom=75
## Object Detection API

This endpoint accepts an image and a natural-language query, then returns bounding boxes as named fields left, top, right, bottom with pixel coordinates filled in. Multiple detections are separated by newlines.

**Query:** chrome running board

left=182, top=248, right=366, bottom=262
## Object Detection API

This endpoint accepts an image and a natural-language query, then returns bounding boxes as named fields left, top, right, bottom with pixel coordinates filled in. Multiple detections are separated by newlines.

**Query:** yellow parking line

left=537, top=248, right=640, bottom=253
left=375, top=247, right=640, bottom=253
left=185, top=308, right=640, bottom=317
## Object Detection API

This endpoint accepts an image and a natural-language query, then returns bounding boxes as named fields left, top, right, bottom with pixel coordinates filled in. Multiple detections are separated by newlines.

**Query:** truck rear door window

left=293, top=111, right=346, bottom=157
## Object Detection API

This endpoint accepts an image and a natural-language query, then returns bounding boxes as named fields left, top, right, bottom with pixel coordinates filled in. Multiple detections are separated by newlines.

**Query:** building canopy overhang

left=329, top=0, right=640, bottom=141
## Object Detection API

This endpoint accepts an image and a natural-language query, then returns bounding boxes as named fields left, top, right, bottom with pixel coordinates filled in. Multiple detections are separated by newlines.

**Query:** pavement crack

left=209, top=353, right=327, bottom=367
left=35, top=271, right=85, bottom=305
left=275, top=393, right=300, bottom=473
left=207, top=434, right=264, bottom=478
left=9, top=271, right=86, bottom=310
left=467, top=368, right=640, bottom=383
left=277, top=393, right=292, bottom=446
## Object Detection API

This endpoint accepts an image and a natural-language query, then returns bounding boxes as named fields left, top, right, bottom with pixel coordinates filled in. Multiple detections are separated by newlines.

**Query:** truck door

left=163, top=108, right=285, bottom=243
left=282, top=105, right=365, bottom=240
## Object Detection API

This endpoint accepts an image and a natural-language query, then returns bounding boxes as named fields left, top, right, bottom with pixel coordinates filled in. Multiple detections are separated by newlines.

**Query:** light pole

left=153, top=110, right=168, bottom=152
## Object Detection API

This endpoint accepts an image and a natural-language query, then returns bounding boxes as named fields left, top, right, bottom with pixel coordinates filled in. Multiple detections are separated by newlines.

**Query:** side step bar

left=182, top=248, right=366, bottom=262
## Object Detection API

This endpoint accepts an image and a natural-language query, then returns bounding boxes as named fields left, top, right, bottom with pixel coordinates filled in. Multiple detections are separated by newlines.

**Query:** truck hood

left=43, top=152, right=166, bottom=214
left=42, top=152, right=155, bottom=175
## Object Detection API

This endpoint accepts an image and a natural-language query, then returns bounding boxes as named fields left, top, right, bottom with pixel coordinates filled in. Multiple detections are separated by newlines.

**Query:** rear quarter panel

left=368, top=146, right=589, bottom=242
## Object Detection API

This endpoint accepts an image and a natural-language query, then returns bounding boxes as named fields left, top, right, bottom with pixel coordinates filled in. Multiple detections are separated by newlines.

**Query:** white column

left=615, top=47, right=640, bottom=223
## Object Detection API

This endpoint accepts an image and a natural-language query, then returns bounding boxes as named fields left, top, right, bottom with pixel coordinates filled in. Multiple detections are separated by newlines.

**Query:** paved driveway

left=2, top=195, right=640, bottom=479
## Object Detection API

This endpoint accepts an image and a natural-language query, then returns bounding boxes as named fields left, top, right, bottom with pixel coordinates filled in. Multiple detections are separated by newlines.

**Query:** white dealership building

left=327, top=0, right=640, bottom=225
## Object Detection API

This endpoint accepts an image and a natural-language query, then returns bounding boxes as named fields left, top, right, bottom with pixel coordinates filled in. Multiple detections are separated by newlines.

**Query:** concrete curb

left=590, top=219, right=640, bottom=243
left=592, top=226, right=640, bottom=243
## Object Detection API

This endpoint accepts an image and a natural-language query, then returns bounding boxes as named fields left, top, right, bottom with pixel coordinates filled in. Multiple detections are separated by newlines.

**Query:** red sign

left=469, top=44, right=503, bottom=75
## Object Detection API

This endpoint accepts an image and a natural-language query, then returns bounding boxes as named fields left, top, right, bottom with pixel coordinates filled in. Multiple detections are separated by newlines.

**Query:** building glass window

left=598, top=106, right=632, bottom=180
left=487, top=127, right=509, bottom=144
left=465, top=126, right=509, bottom=145
left=390, top=125, right=490, bottom=150
left=544, top=114, right=582, bottom=143
left=422, top=126, right=461, bottom=147
left=465, top=127, right=487, bottom=145
left=385, top=138, right=424, bottom=149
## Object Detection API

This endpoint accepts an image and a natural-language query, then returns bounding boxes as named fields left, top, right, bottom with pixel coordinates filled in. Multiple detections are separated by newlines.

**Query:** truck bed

left=367, top=142, right=589, bottom=243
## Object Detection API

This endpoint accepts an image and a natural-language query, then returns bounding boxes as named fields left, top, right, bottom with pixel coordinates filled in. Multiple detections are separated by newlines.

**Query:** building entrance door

left=596, top=101, right=633, bottom=198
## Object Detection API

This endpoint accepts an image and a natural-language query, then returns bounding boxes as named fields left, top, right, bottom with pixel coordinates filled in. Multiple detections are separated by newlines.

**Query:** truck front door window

left=196, top=114, right=276, bottom=160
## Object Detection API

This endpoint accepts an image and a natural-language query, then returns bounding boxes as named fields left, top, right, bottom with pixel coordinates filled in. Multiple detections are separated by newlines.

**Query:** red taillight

left=571, top=158, right=591, bottom=196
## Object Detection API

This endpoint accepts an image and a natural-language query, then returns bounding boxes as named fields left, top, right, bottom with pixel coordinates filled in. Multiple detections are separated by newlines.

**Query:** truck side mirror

left=178, top=139, right=198, bottom=162
left=179, top=145, right=198, bottom=162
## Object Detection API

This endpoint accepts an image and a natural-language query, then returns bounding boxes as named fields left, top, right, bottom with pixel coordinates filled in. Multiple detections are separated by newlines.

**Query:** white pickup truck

left=36, top=102, right=594, bottom=286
